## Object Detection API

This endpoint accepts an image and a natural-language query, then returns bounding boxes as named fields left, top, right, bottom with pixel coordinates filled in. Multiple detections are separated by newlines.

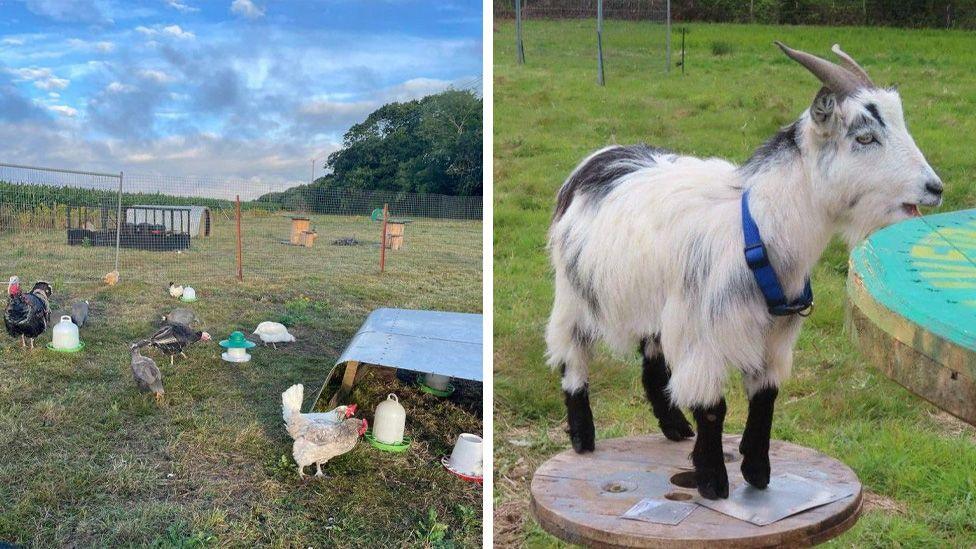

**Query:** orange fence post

left=379, top=203, right=389, bottom=273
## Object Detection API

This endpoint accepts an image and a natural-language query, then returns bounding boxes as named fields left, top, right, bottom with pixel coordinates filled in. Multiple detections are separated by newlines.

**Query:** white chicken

left=282, top=384, right=357, bottom=439
left=292, top=415, right=367, bottom=479
left=283, top=383, right=366, bottom=479
left=253, top=321, right=296, bottom=348
left=168, top=282, right=184, bottom=298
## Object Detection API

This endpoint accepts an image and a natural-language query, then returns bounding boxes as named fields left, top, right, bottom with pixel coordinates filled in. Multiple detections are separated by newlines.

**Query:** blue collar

left=741, top=189, right=814, bottom=317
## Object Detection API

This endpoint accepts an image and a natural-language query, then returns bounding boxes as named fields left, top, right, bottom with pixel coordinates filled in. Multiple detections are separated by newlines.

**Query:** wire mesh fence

left=502, top=0, right=672, bottom=85
left=0, top=162, right=482, bottom=298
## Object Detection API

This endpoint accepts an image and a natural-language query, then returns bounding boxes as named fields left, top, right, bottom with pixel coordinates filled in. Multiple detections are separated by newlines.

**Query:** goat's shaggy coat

left=546, top=43, right=943, bottom=499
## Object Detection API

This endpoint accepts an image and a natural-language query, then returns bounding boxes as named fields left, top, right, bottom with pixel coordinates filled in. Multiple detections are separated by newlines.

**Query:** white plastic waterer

left=424, top=373, right=451, bottom=391
left=52, top=315, right=80, bottom=350
left=182, top=287, right=196, bottom=301
left=373, top=393, right=406, bottom=444
left=447, top=433, right=483, bottom=477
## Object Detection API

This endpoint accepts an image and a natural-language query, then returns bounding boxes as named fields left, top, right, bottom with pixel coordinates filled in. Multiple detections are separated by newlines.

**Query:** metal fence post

left=597, top=0, right=605, bottom=86
left=235, top=194, right=243, bottom=282
left=665, top=0, right=672, bottom=73
left=515, top=0, right=525, bottom=64
left=114, top=171, right=123, bottom=274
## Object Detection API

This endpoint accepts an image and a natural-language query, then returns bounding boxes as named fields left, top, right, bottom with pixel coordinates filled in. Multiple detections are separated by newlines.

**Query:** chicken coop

left=67, top=204, right=208, bottom=251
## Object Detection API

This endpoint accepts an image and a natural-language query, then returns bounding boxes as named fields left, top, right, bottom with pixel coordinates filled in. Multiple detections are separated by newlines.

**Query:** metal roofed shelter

left=313, top=308, right=483, bottom=409
left=127, top=205, right=212, bottom=237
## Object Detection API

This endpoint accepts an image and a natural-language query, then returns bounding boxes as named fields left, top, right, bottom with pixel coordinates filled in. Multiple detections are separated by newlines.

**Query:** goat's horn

left=775, top=41, right=862, bottom=99
left=831, top=44, right=874, bottom=87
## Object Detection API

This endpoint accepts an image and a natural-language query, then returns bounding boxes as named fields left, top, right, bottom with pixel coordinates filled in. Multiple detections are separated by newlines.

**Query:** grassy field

left=493, top=21, right=976, bottom=547
left=0, top=214, right=483, bottom=546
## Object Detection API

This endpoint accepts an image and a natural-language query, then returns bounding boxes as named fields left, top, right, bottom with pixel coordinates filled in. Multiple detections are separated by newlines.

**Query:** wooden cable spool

left=530, top=435, right=861, bottom=548
left=847, top=209, right=976, bottom=426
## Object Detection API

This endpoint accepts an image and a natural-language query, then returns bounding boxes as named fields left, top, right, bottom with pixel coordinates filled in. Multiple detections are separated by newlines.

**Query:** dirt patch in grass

left=863, top=490, right=909, bottom=516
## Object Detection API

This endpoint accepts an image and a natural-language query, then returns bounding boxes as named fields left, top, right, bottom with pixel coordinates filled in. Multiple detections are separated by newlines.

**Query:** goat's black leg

left=640, top=338, right=694, bottom=441
left=562, top=364, right=595, bottom=453
left=739, top=386, right=778, bottom=489
left=691, top=398, right=728, bottom=499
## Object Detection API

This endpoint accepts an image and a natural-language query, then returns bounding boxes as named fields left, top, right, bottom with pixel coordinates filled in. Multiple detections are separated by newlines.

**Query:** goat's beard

left=839, top=207, right=905, bottom=249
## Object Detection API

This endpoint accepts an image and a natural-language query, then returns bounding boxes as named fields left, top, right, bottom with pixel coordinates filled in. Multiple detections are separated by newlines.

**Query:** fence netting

left=0, top=162, right=482, bottom=297
left=501, top=0, right=672, bottom=82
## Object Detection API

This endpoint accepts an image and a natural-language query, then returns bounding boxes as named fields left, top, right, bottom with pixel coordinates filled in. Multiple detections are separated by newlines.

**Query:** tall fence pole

left=665, top=0, right=672, bottom=73
left=235, top=194, right=243, bottom=282
left=114, top=171, right=123, bottom=274
left=596, top=0, right=605, bottom=86
left=515, top=0, right=525, bottom=64
left=379, top=203, right=389, bottom=273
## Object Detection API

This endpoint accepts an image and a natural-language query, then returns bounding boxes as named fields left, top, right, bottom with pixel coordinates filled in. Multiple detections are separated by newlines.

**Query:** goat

left=546, top=42, right=943, bottom=499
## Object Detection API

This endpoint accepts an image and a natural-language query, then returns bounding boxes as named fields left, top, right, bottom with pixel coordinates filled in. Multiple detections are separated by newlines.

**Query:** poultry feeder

left=442, top=433, right=483, bottom=483
left=47, top=315, right=84, bottom=353
left=419, top=373, right=455, bottom=397
left=366, top=393, right=411, bottom=452
left=219, top=331, right=256, bottom=362
left=180, top=287, right=197, bottom=302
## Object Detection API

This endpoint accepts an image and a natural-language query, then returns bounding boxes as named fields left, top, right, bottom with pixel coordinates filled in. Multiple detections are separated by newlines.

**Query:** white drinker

left=182, top=287, right=196, bottom=300
left=52, top=315, right=80, bottom=350
left=373, top=393, right=406, bottom=444
left=448, top=433, right=483, bottom=477
left=425, top=373, right=450, bottom=391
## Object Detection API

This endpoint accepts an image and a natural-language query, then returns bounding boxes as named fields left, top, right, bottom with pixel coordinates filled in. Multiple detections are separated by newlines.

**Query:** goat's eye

left=856, top=134, right=876, bottom=145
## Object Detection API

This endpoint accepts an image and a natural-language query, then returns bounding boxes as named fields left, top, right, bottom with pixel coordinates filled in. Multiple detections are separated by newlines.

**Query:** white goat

left=546, top=42, right=943, bottom=499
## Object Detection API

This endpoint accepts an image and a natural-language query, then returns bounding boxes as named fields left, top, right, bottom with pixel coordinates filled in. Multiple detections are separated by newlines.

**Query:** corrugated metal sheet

left=336, top=308, right=482, bottom=382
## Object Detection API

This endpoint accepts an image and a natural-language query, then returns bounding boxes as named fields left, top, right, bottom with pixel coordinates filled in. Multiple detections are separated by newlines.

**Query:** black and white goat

left=546, top=43, right=943, bottom=499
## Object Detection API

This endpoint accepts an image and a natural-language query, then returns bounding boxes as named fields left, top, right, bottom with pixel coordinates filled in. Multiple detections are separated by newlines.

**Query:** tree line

left=495, top=0, right=976, bottom=29
left=257, top=89, right=483, bottom=214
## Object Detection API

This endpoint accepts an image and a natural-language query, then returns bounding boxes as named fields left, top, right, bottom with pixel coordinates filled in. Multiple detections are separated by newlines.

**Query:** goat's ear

left=810, top=87, right=838, bottom=129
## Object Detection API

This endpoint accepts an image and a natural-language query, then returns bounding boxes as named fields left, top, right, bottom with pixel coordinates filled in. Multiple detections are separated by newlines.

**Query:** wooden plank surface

left=847, top=209, right=976, bottom=425
left=530, top=435, right=861, bottom=548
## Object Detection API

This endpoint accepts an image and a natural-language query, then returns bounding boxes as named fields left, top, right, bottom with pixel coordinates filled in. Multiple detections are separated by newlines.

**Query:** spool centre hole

left=669, top=471, right=696, bottom=489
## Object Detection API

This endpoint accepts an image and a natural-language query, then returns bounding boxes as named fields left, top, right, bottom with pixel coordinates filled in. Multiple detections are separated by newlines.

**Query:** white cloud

left=166, top=0, right=199, bottom=13
left=230, top=0, right=264, bottom=19
left=136, top=24, right=194, bottom=40
left=48, top=91, right=60, bottom=98
left=67, top=38, right=116, bottom=53
left=2, top=37, right=25, bottom=46
left=163, top=25, right=195, bottom=39
left=106, top=82, right=134, bottom=93
left=137, top=69, right=173, bottom=83
left=9, top=67, right=69, bottom=90
left=48, top=105, right=78, bottom=117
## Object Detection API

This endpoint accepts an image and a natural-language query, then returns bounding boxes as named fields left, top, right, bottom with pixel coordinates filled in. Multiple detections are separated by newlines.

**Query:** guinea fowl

left=70, top=300, right=90, bottom=327
left=162, top=308, right=198, bottom=327
left=4, top=276, right=52, bottom=349
left=136, top=323, right=211, bottom=365
left=130, top=344, right=164, bottom=404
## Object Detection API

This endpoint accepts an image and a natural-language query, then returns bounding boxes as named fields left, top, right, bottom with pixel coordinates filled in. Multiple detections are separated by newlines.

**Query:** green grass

left=0, top=214, right=482, bottom=546
left=493, top=20, right=976, bottom=546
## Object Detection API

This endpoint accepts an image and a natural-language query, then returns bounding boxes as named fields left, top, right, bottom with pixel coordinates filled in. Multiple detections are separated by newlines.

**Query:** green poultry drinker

left=219, top=331, right=256, bottom=363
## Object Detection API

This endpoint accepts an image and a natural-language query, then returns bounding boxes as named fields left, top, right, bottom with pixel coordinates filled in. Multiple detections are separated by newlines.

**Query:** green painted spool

left=847, top=209, right=976, bottom=426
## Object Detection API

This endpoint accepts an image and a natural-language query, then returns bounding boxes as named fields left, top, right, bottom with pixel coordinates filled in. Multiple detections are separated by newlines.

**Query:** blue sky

left=0, top=0, right=482, bottom=196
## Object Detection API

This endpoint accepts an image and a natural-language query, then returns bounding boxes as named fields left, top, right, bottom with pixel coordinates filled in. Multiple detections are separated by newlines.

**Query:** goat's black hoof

left=741, top=454, right=771, bottom=489
left=659, top=412, right=694, bottom=441
left=570, top=430, right=595, bottom=453
left=695, top=464, right=729, bottom=499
